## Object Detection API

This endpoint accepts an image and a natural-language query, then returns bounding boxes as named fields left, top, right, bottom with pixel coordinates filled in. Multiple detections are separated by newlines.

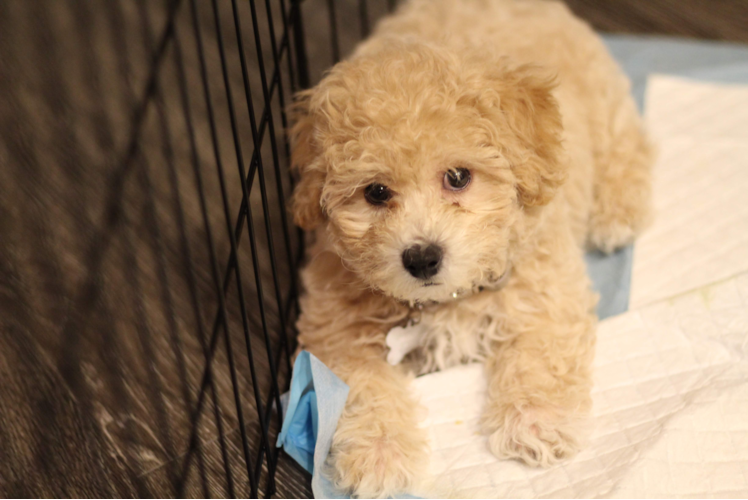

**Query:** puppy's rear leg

left=588, top=77, right=654, bottom=253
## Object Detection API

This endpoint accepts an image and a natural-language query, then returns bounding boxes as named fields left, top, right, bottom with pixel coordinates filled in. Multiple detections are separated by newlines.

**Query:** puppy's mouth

left=415, top=264, right=512, bottom=300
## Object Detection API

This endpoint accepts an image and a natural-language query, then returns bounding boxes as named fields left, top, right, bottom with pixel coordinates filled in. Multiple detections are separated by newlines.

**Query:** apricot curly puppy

left=290, top=0, right=653, bottom=497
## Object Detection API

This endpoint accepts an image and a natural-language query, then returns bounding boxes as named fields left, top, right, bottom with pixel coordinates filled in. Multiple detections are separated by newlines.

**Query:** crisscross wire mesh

left=0, top=0, right=400, bottom=498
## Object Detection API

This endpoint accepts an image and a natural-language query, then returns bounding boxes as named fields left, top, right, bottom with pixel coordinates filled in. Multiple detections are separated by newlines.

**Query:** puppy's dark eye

left=364, top=183, right=392, bottom=205
left=443, top=167, right=471, bottom=191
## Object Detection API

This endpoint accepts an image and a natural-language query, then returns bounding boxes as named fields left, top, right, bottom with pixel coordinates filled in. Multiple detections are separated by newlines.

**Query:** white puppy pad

left=630, top=75, right=748, bottom=309
left=410, top=77, right=748, bottom=498
left=413, top=273, right=748, bottom=498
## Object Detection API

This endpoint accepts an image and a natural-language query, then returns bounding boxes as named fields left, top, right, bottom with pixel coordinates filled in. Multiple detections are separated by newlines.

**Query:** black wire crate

left=0, top=0, right=393, bottom=497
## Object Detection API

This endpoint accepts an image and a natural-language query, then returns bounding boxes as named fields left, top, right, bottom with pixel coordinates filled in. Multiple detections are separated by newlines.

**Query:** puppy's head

left=290, top=40, right=564, bottom=303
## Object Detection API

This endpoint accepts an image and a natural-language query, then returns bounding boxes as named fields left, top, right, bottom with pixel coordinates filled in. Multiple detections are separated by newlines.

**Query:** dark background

left=565, top=0, right=748, bottom=43
left=0, top=0, right=746, bottom=498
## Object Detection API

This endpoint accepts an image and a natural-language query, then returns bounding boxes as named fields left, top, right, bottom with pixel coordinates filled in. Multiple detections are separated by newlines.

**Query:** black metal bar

left=170, top=20, right=237, bottom=499
left=131, top=0, right=211, bottom=489
left=290, top=0, right=311, bottom=89
left=260, top=0, right=302, bottom=345
left=263, top=0, right=303, bottom=356
left=115, top=0, right=183, bottom=188
left=172, top=0, right=306, bottom=495
left=211, top=0, right=290, bottom=495
left=261, top=0, right=297, bottom=310
left=104, top=0, right=182, bottom=490
left=228, top=0, right=295, bottom=492
left=277, top=0, right=298, bottom=94
left=327, top=0, right=341, bottom=63
left=245, top=0, right=295, bottom=385
left=152, top=90, right=212, bottom=499
left=177, top=9, right=300, bottom=480
left=187, top=0, right=261, bottom=494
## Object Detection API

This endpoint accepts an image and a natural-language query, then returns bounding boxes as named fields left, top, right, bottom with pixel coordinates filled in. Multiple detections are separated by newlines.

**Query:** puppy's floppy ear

left=479, top=64, right=565, bottom=207
left=289, top=90, right=326, bottom=230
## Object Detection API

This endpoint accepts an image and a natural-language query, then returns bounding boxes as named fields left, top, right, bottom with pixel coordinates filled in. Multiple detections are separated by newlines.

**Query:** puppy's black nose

left=402, top=244, right=443, bottom=280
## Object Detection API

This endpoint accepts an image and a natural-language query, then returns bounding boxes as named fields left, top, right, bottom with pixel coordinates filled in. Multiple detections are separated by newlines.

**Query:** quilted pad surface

left=410, top=76, right=748, bottom=498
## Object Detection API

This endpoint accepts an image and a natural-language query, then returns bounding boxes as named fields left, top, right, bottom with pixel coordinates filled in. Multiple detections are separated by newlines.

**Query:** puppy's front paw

left=483, top=402, right=583, bottom=467
left=328, top=416, right=428, bottom=498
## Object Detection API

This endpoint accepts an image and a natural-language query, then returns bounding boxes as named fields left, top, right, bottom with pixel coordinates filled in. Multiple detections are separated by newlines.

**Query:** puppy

left=289, top=0, right=652, bottom=497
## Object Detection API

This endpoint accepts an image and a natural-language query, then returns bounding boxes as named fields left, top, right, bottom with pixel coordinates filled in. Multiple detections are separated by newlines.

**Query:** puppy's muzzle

left=402, top=244, right=442, bottom=280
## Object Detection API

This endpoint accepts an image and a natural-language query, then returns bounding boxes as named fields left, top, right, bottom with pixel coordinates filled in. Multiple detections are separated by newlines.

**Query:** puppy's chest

left=387, top=296, right=509, bottom=374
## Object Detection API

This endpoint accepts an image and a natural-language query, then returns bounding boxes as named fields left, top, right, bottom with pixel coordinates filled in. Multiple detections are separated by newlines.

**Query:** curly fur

left=290, top=0, right=653, bottom=497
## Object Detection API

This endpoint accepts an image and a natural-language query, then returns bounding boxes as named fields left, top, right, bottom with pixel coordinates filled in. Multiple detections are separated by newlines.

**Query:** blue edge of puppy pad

left=277, top=36, right=748, bottom=498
